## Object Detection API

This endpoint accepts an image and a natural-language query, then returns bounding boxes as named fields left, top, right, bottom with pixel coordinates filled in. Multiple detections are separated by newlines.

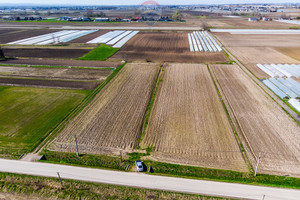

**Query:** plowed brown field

left=49, top=63, right=160, bottom=155
left=227, top=47, right=300, bottom=78
left=214, top=33, right=300, bottom=48
left=210, top=64, right=300, bottom=177
left=213, top=33, right=300, bottom=79
left=274, top=47, right=300, bottom=61
left=111, top=32, right=228, bottom=63
left=0, top=66, right=111, bottom=81
left=227, top=47, right=299, bottom=64
left=2, top=59, right=121, bottom=68
left=141, top=63, right=248, bottom=172
left=3, top=48, right=90, bottom=59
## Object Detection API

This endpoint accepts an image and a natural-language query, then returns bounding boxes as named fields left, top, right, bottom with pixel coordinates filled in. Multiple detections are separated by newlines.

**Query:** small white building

left=248, top=17, right=258, bottom=22
left=94, top=18, right=109, bottom=22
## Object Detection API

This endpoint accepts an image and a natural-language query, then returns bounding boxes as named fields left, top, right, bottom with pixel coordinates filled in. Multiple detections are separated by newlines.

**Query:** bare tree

left=0, top=47, right=5, bottom=60
left=202, top=21, right=208, bottom=31
left=86, top=9, right=94, bottom=17
left=121, top=54, right=128, bottom=62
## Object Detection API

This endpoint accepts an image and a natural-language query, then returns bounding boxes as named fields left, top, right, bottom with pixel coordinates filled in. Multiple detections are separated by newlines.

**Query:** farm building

left=94, top=18, right=109, bottom=22
left=248, top=17, right=258, bottom=22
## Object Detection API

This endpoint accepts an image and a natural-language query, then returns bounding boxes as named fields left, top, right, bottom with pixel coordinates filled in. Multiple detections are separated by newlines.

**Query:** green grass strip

left=78, top=44, right=119, bottom=61
left=0, top=172, right=228, bottom=200
left=41, top=151, right=300, bottom=189
left=144, top=160, right=300, bottom=189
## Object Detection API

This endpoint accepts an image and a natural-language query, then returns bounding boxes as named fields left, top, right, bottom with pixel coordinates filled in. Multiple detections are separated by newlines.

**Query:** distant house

left=60, top=16, right=72, bottom=21
left=248, top=17, right=258, bottom=22
left=262, top=17, right=271, bottom=21
left=122, top=19, right=131, bottom=22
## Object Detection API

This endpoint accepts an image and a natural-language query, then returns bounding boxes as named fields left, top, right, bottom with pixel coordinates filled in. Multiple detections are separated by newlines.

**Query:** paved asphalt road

left=0, top=159, right=299, bottom=200
left=0, top=24, right=201, bottom=30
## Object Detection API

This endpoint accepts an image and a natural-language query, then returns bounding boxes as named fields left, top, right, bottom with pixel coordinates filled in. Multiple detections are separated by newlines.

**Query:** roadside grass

left=0, top=172, right=227, bottom=200
left=41, top=150, right=130, bottom=171
left=143, top=161, right=300, bottom=189
left=289, top=26, right=300, bottom=29
left=78, top=44, right=119, bottom=61
left=41, top=151, right=300, bottom=189
left=0, top=86, right=89, bottom=159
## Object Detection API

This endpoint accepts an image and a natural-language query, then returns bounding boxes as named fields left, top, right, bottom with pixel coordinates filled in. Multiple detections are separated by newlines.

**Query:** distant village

left=0, top=2, right=299, bottom=22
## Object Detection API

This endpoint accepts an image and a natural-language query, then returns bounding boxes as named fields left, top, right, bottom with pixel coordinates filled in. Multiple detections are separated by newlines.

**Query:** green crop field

left=0, top=86, right=89, bottom=158
left=78, top=44, right=119, bottom=61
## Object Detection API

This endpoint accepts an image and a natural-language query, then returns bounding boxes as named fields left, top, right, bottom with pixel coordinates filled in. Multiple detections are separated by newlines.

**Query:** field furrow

left=49, top=63, right=160, bottom=155
left=210, top=64, right=300, bottom=177
left=141, top=63, right=248, bottom=172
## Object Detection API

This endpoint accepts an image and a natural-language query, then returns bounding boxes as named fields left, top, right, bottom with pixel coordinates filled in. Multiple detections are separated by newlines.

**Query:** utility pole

left=120, top=150, right=123, bottom=162
left=57, top=172, right=63, bottom=188
left=254, top=152, right=262, bottom=176
left=74, top=135, right=79, bottom=156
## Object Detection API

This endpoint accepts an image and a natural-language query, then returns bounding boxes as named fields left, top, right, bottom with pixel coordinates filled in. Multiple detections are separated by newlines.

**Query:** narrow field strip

left=49, top=63, right=160, bottom=155
left=141, top=63, right=247, bottom=172
left=210, top=64, right=300, bottom=177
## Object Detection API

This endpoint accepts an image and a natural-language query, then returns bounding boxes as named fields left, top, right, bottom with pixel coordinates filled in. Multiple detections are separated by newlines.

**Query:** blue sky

left=0, top=0, right=299, bottom=5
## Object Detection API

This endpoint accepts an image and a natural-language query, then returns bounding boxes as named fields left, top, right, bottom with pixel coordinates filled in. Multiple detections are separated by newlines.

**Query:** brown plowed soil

left=0, top=66, right=111, bottom=81
left=0, top=77, right=99, bottom=90
left=0, top=29, right=58, bottom=43
left=3, top=48, right=90, bottom=59
left=141, top=63, right=248, bottom=172
left=111, top=32, right=228, bottom=63
left=210, top=64, right=300, bottom=177
left=274, top=47, right=300, bottom=61
left=217, top=18, right=296, bottom=29
left=214, top=32, right=300, bottom=48
left=0, top=29, right=22, bottom=35
left=49, top=63, right=160, bottom=154
left=1, top=58, right=121, bottom=68
left=69, top=30, right=109, bottom=43
left=244, top=63, right=270, bottom=79
left=213, top=33, right=300, bottom=79
left=227, top=47, right=299, bottom=65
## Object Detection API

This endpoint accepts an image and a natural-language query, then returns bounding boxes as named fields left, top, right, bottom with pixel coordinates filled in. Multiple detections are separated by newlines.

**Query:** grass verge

left=41, top=151, right=300, bottom=189
left=78, top=44, right=119, bottom=61
left=41, top=150, right=130, bottom=171
left=0, top=172, right=227, bottom=200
